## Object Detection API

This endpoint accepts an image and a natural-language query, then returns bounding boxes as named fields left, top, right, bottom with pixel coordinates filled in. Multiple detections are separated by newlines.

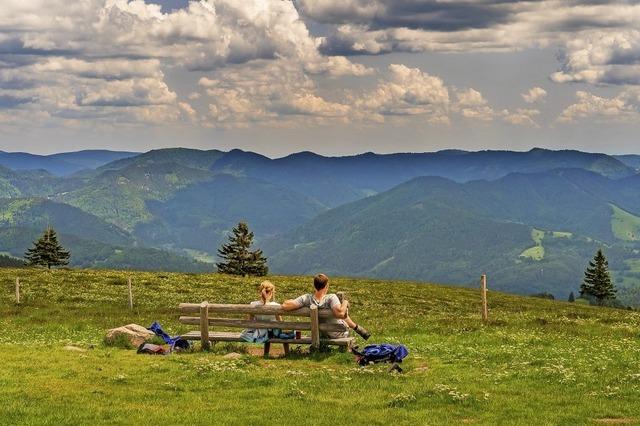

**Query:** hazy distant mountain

left=74, top=146, right=634, bottom=208
left=49, top=150, right=139, bottom=170
left=211, top=148, right=634, bottom=206
left=615, top=155, right=640, bottom=170
left=0, top=149, right=138, bottom=176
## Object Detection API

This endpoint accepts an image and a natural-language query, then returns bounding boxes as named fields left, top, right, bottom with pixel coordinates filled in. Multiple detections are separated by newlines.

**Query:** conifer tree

left=24, top=227, right=70, bottom=269
left=580, top=249, right=616, bottom=305
left=216, top=222, right=268, bottom=276
left=568, top=291, right=575, bottom=303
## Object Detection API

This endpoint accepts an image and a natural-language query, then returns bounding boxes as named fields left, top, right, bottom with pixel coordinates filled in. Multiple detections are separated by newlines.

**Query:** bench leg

left=264, top=342, right=271, bottom=357
left=201, top=338, right=211, bottom=351
left=283, top=343, right=290, bottom=357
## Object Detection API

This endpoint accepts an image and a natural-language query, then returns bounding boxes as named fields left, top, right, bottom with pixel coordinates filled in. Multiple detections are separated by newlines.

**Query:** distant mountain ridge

left=209, top=147, right=635, bottom=206
left=615, top=154, right=640, bottom=170
left=0, top=149, right=139, bottom=176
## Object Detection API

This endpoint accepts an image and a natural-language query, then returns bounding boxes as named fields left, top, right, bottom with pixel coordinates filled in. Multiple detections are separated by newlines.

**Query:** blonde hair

left=258, top=280, right=275, bottom=304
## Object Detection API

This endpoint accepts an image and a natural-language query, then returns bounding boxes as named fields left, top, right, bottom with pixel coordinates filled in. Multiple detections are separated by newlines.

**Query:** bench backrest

left=178, top=299, right=345, bottom=348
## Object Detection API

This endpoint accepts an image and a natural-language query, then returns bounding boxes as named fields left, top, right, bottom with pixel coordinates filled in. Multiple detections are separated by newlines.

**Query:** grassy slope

left=611, top=204, right=640, bottom=241
left=519, top=229, right=546, bottom=260
left=1, top=268, right=640, bottom=425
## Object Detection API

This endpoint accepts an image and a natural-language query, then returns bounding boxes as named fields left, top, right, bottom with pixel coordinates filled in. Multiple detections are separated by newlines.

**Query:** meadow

left=1, top=268, right=640, bottom=425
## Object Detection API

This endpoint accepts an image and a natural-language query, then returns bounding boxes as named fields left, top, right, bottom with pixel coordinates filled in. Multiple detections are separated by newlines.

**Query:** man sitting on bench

left=281, top=273, right=370, bottom=340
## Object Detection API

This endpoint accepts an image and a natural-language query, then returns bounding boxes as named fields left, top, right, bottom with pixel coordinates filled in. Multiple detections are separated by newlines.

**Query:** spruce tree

left=580, top=249, right=616, bottom=305
left=216, top=222, right=268, bottom=276
left=568, top=291, right=575, bottom=303
left=24, top=227, right=70, bottom=269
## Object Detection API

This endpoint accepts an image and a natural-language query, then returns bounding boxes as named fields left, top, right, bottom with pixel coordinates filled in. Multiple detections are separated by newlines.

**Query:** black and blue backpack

left=352, top=343, right=409, bottom=369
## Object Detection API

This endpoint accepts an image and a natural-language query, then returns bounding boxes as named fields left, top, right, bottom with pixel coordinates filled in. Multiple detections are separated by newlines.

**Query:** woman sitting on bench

left=240, top=281, right=284, bottom=343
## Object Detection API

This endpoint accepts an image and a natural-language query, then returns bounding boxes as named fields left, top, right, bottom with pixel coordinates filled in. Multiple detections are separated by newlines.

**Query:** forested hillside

left=1, top=147, right=639, bottom=303
left=265, top=171, right=640, bottom=301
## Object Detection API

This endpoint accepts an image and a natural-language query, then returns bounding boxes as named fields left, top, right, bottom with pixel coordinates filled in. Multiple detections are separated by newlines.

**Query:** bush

left=530, top=292, right=555, bottom=300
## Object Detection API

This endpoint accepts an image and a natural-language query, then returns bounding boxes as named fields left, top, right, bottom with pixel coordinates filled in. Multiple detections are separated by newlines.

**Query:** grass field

left=1, top=268, right=640, bottom=425
left=520, top=229, right=546, bottom=260
left=611, top=204, right=640, bottom=241
left=519, top=245, right=545, bottom=261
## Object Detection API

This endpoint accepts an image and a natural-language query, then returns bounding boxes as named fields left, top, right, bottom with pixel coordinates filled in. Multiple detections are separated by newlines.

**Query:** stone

left=63, top=345, right=86, bottom=352
left=223, top=352, right=243, bottom=359
left=105, top=323, right=155, bottom=347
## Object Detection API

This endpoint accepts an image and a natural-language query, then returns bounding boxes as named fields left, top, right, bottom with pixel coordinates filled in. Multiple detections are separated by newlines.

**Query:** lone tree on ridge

left=24, top=226, right=70, bottom=269
left=216, top=222, right=268, bottom=276
left=580, top=249, right=616, bottom=305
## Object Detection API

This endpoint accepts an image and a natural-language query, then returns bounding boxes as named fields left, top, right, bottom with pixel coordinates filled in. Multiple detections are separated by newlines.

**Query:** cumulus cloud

left=501, top=108, right=541, bottom=127
left=1, top=0, right=624, bottom=133
left=551, top=30, right=640, bottom=85
left=353, top=64, right=451, bottom=124
left=557, top=89, right=640, bottom=123
left=302, top=1, right=640, bottom=87
left=453, top=88, right=494, bottom=122
left=200, top=60, right=352, bottom=128
left=522, top=87, right=547, bottom=104
left=308, top=1, right=640, bottom=53
left=0, top=0, right=369, bottom=128
left=450, top=88, right=540, bottom=126
left=198, top=62, right=540, bottom=128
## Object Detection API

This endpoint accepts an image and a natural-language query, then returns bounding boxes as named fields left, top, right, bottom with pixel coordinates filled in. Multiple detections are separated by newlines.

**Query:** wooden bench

left=178, top=300, right=355, bottom=355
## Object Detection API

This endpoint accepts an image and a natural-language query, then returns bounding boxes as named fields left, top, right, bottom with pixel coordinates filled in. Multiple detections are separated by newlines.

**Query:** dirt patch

left=245, top=346, right=287, bottom=357
left=408, top=361, right=430, bottom=374
left=593, top=418, right=637, bottom=424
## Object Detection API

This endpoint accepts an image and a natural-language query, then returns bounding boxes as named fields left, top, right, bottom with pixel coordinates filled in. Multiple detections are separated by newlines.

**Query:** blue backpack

left=148, top=321, right=190, bottom=351
left=353, top=344, right=409, bottom=366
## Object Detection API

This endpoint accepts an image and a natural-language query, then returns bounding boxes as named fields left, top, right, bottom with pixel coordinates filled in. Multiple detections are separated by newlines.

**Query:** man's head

left=313, top=273, right=329, bottom=291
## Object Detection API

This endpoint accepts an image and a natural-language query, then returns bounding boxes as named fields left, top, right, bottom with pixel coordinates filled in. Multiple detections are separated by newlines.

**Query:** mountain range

left=0, top=150, right=138, bottom=176
left=1, top=146, right=639, bottom=304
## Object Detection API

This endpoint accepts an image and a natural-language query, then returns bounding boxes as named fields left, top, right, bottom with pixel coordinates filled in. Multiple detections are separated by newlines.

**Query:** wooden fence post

left=15, top=277, right=20, bottom=304
left=127, top=276, right=133, bottom=310
left=200, top=301, right=211, bottom=351
left=310, top=305, right=320, bottom=350
left=481, top=274, right=488, bottom=322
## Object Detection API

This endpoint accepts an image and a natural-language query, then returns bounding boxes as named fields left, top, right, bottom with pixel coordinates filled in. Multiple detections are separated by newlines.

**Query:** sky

left=1, top=0, right=640, bottom=157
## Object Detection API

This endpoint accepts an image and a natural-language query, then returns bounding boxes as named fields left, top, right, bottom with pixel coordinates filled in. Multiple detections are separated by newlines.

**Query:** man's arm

left=281, top=299, right=302, bottom=311
left=331, top=298, right=349, bottom=319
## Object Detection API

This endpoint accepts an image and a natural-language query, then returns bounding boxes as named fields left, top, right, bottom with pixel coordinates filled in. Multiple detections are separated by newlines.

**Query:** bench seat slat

left=180, top=331, right=354, bottom=346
